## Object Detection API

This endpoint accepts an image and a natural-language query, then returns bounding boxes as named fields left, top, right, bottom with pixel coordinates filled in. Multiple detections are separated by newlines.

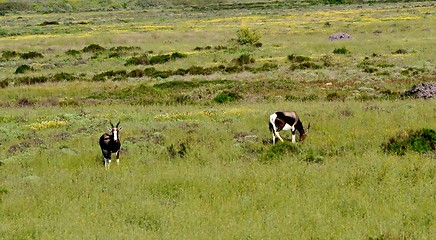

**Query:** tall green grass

left=0, top=100, right=435, bottom=239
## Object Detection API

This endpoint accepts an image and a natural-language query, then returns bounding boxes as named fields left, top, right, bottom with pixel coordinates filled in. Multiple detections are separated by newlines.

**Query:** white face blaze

left=113, top=129, right=118, bottom=141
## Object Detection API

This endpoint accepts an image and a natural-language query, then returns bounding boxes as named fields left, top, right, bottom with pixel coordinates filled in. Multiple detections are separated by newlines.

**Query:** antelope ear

left=118, top=126, right=122, bottom=131
left=107, top=127, right=112, bottom=131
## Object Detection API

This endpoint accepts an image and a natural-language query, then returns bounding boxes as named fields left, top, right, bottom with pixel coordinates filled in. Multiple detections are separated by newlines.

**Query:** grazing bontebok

left=269, top=111, right=310, bottom=144
left=99, top=121, right=122, bottom=168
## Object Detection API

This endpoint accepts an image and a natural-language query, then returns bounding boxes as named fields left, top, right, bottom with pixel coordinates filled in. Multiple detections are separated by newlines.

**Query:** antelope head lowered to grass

left=99, top=121, right=122, bottom=168
left=269, top=111, right=310, bottom=144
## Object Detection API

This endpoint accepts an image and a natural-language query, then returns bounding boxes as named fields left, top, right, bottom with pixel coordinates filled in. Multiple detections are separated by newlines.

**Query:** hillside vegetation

left=0, top=1, right=435, bottom=239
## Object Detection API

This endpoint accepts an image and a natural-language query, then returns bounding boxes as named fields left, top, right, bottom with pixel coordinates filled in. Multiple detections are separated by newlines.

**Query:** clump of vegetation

left=288, top=54, right=311, bottom=62
left=333, top=47, right=350, bottom=54
left=65, top=49, right=81, bottom=56
left=290, top=61, right=322, bottom=71
left=236, top=27, right=262, bottom=46
left=260, top=142, right=299, bottom=164
left=39, top=21, right=59, bottom=26
left=125, top=54, right=149, bottom=66
left=52, top=72, right=76, bottom=81
left=2, top=50, right=20, bottom=60
left=20, top=51, right=44, bottom=59
left=15, top=64, right=33, bottom=74
left=392, top=48, right=408, bottom=54
left=233, top=54, right=255, bottom=66
left=382, top=128, right=436, bottom=155
left=92, top=70, right=127, bottom=81
left=213, top=91, right=241, bottom=104
left=326, top=92, right=345, bottom=101
left=82, top=44, right=105, bottom=53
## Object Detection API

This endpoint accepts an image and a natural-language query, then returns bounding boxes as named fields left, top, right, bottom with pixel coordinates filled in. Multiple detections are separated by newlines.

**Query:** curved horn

left=307, top=122, right=311, bottom=132
left=110, top=122, right=114, bottom=128
left=116, top=121, right=120, bottom=127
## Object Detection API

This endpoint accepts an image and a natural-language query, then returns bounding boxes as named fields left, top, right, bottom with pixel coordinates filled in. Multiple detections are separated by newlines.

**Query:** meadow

left=0, top=1, right=435, bottom=239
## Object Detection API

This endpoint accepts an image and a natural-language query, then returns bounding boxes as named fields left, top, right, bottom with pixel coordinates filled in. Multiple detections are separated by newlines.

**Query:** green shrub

left=326, top=92, right=344, bottom=101
left=250, top=62, right=278, bottom=73
left=392, top=48, right=408, bottom=54
left=333, top=47, right=350, bottom=54
left=260, top=142, right=299, bottom=164
left=170, top=52, right=187, bottom=60
left=213, top=91, right=241, bottom=104
left=236, top=27, right=262, bottom=46
left=233, top=54, right=254, bottom=66
left=125, top=54, right=149, bottom=66
left=20, top=51, right=44, bottom=59
left=288, top=54, right=310, bottom=62
left=82, top=44, right=105, bottom=53
left=2, top=50, right=19, bottom=60
left=290, top=62, right=322, bottom=70
left=127, top=69, right=144, bottom=78
left=15, top=64, right=33, bottom=74
left=382, top=128, right=436, bottom=155
left=363, top=66, right=378, bottom=73
left=52, top=72, right=75, bottom=82
left=149, top=54, right=170, bottom=65
left=65, top=49, right=81, bottom=56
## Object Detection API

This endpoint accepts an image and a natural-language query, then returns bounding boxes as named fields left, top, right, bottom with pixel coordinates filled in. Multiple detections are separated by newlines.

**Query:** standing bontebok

left=99, top=121, right=122, bottom=168
left=269, top=111, right=310, bottom=144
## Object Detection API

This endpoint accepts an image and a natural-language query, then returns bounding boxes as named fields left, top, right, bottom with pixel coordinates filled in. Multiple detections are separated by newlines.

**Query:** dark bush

left=363, top=66, right=378, bottom=73
left=301, top=94, right=320, bottom=101
left=65, top=49, right=81, bottom=56
left=16, top=76, right=48, bottom=85
left=290, top=62, right=322, bottom=70
left=234, top=54, right=254, bottom=66
left=333, top=47, right=350, bottom=54
left=154, top=81, right=199, bottom=90
left=392, top=49, right=408, bottom=54
left=92, top=70, right=127, bottom=81
left=382, top=128, right=436, bottom=155
left=20, top=51, right=43, bottom=59
left=143, top=67, right=157, bottom=76
left=149, top=54, right=171, bottom=65
left=15, top=64, right=33, bottom=74
left=288, top=54, right=310, bottom=62
left=127, top=69, right=144, bottom=78
left=170, top=52, right=187, bottom=60
left=250, top=63, right=278, bottom=73
left=109, top=46, right=140, bottom=52
left=125, top=54, right=149, bottom=66
left=326, top=92, right=344, bottom=101
left=52, top=72, right=75, bottom=82
left=2, top=50, right=19, bottom=60
left=82, top=44, right=105, bottom=53
left=152, top=70, right=172, bottom=79
left=39, top=21, right=59, bottom=26
left=213, top=91, right=241, bottom=104
left=0, top=79, right=8, bottom=88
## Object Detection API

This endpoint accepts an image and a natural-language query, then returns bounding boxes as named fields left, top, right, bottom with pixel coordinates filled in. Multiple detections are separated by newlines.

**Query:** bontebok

left=99, top=121, right=122, bottom=168
left=269, top=111, right=310, bottom=144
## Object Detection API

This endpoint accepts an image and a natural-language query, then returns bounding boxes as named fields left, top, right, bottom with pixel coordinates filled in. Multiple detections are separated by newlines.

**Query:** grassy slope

left=0, top=2, right=435, bottom=239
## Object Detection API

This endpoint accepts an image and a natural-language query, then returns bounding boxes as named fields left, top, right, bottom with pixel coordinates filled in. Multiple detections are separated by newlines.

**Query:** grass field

left=0, top=1, right=435, bottom=239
